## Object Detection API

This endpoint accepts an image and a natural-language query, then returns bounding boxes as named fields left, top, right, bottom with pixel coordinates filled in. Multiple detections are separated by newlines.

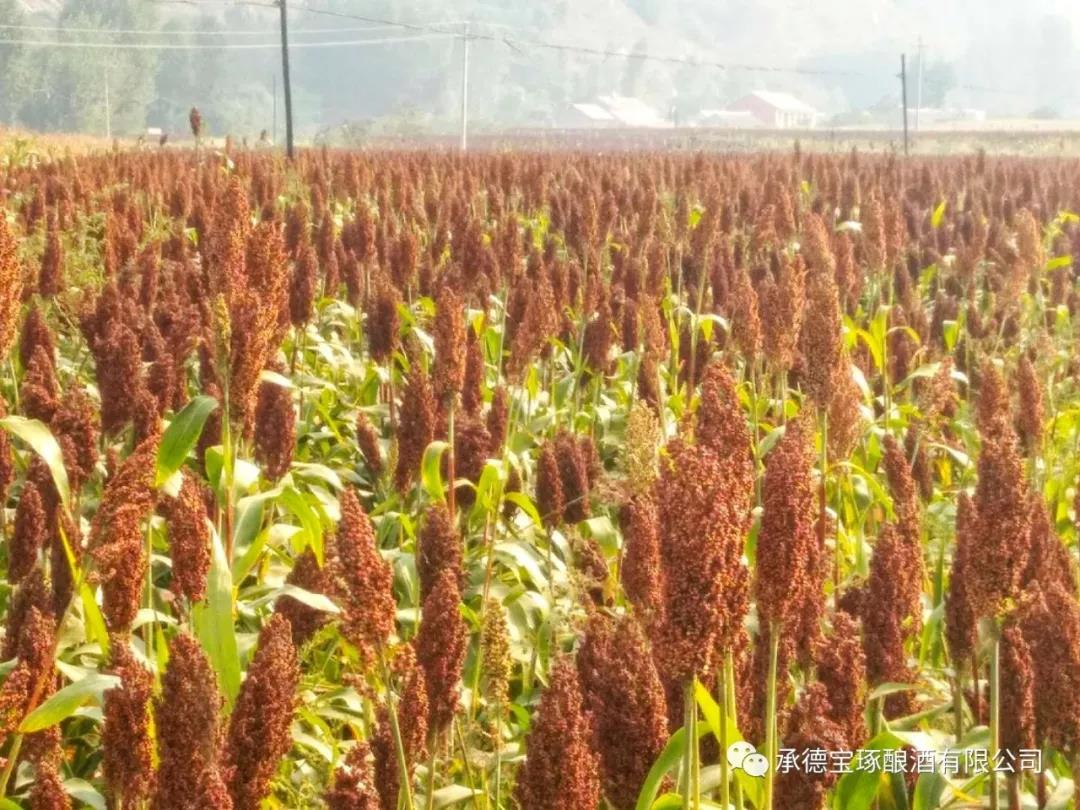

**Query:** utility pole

left=460, top=22, right=470, bottom=152
left=104, top=69, right=111, bottom=140
left=900, top=53, right=909, bottom=156
left=915, top=37, right=924, bottom=131
left=278, top=0, right=295, bottom=158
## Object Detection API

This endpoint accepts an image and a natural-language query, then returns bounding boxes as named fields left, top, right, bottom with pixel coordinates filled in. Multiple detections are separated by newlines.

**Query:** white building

left=728, top=91, right=819, bottom=129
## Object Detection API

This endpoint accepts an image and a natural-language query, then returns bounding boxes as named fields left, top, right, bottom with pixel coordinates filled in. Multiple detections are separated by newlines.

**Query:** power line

left=290, top=4, right=868, bottom=77
left=0, top=22, right=415, bottom=36
left=0, top=32, right=457, bottom=50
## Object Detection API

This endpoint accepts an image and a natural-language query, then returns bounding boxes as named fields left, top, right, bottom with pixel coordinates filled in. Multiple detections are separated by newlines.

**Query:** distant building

left=564, top=103, right=619, bottom=128
left=561, top=94, right=671, bottom=129
left=693, top=109, right=759, bottom=128
left=16, top=0, right=62, bottom=13
left=728, top=91, right=819, bottom=129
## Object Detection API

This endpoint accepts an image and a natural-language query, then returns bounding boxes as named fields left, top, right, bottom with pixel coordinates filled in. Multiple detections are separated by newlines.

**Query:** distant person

left=258, top=129, right=272, bottom=148
left=189, top=107, right=203, bottom=141
left=159, top=132, right=169, bottom=148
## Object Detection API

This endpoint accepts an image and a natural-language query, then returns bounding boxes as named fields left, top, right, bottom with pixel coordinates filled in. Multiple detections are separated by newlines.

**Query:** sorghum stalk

left=763, top=621, right=780, bottom=810
left=725, top=652, right=744, bottom=809
left=682, top=679, right=701, bottom=810
left=379, top=651, right=416, bottom=810
left=424, top=741, right=437, bottom=810
left=989, top=626, right=1001, bottom=810
left=718, top=668, right=731, bottom=810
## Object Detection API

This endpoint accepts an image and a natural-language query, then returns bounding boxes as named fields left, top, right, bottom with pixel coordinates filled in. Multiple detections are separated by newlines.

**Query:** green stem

left=424, top=736, right=437, bottom=810
left=763, top=622, right=781, bottom=810
left=725, top=653, right=744, bottom=810
left=492, top=708, right=502, bottom=810
left=682, top=679, right=699, bottom=810
left=380, top=653, right=416, bottom=810
left=718, top=669, right=731, bottom=810
left=0, top=734, right=22, bottom=797
left=989, top=630, right=1001, bottom=810
left=451, top=720, right=479, bottom=809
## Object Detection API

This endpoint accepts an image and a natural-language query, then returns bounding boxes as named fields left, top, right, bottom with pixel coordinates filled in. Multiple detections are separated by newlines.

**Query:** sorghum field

left=1, top=146, right=1080, bottom=810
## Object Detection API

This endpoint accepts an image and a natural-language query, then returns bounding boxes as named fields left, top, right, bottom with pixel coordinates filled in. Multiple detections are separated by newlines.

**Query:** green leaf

left=1046, top=254, right=1072, bottom=271
left=280, top=486, right=325, bottom=566
left=0, top=415, right=70, bottom=510
left=431, top=785, right=482, bottom=809
left=504, top=491, right=543, bottom=528
left=155, top=395, right=218, bottom=487
left=265, top=584, right=339, bottom=614
left=832, top=730, right=914, bottom=810
left=64, top=779, right=106, bottom=810
left=931, top=200, right=947, bottom=229
left=192, top=529, right=241, bottom=708
left=636, top=729, right=687, bottom=810
left=912, top=771, right=947, bottom=810
left=867, top=682, right=919, bottom=701
left=421, top=440, right=450, bottom=503
left=53, top=520, right=109, bottom=655
left=19, top=672, right=120, bottom=733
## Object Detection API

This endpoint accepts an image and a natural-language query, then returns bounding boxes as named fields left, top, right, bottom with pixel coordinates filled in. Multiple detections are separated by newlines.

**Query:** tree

left=0, top=0, right=30, bottom=126
left=23, top=0, right=159, bottom=134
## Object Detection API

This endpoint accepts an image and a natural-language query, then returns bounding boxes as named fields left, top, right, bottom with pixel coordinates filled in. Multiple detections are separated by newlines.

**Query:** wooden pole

left=900, top=53, right=909, bottom=156
left=459, top=23, right=470, bottom=152
left=279, top=0, right=295, bottom=158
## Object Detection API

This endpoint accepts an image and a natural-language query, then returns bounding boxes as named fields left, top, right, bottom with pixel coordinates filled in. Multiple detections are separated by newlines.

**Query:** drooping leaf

left=155, top=395, right=218, bottom=487
left=0, top=415, right=70, bottom=509
left=19, top=673, right=120, bottom=733
left=421, top=440, right=450, bottom=503
left=192, top=528, right=241, bottom=707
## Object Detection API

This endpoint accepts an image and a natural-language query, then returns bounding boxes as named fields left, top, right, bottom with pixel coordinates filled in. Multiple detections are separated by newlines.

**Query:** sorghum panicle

left=224, top=614, right=301, bottom=810
left=102, top=639, right=155, bottom=806
left=514, top=657, right=601, bottom=810
left=416, top=569, right=468, bottom=735
left=577, top=613, right=668, bottom=810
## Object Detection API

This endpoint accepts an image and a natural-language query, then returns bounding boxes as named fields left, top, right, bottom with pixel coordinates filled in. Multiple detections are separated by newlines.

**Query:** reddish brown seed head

left=416, top=503, right=463, bottom=603
left=657, top=435, right=752, bottom=684
left=160, top=475, right=212, bottom=604
left=1017, top=584, right=1080, bottom=751
left=325, top=742, right=381, bottom=810
left=333, top=488, right=395, bottom=664
left=153, top=633, right=231, bottom=810
left=224, top=614, right=301, bottom=810
left=968, top=421, right=1031, bottom=619
left=999, top=622, right=1036, bottom=757
left=619, top=494, right=663, bottom=621
left=394, top=361, right=435, bottom=493
left=755, top=418, right=818, bottom=631
left=433, top=287, right=467, bottom=405
left=89, top=432, right=160, bottom=632
left=415, top=569, right=468, bottom=735
left=815, top=611, right=868, bottom=749
left=945, top=492, right=978, bottom=665
left=577, top=613, right=668, bottom=810
left=863, top=523, right=923, bottom=717
left=102, top=639, right=155, bottom=806
left=514, top=657, right=601, bottom=810
left=1015, top=354, right=1044, bottom=456
left=355, top=410, right=384, bottom=478
left=10, top=480, right=48, bottom=584
left=253, top=369, right=296, bottom=482
left=0, top=211, right=22, bottom=359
